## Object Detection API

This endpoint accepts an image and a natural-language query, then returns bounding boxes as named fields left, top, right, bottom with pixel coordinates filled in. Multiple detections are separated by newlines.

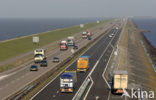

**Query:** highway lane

left=0, top=22, right=116, bottom=99
left=84, top=28, right=123, bottom=100
left=32, top=28, right=119, bottom=100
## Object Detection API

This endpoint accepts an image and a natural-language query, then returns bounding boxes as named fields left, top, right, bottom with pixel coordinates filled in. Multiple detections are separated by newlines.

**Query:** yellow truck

left=77, top=56, right=89, bottom=72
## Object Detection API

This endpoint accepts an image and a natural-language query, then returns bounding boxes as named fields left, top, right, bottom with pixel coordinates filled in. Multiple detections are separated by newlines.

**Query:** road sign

left=80, top=24, right=84, bottom=28
left=97, top=21, right=100, bottom=23
left=33, top=36, right=39, bottom=43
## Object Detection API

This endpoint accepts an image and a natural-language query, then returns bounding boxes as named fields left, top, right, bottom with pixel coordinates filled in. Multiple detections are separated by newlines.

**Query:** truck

left=60, top=70, right=77, bottom=92
left=60, top=40, right=68, bottom=50
left=67, top=36, right=75, bottom=46
left=82, top=32, right=87, bottom=39
left=77, top=56, right=89, bottom=72
left=34, top=49, right=46, bottom=63
left=112, top=70, right=128, bottom=94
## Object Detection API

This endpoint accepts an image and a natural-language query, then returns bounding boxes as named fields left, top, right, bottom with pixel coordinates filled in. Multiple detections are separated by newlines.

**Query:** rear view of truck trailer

left=112, top=70, right=128, bottom=94
left=60, top=70, right=77, bottom=92
left=77, top=56, right=89, bottom=72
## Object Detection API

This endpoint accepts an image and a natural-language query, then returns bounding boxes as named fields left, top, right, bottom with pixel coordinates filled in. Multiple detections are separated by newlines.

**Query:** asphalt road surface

left=0, top=21, right=118, bottom=100
left=32, top=28, right=121, bottom=100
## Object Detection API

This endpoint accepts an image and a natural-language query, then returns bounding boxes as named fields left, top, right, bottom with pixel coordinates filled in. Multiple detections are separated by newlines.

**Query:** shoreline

left=133, top=21, right=156, bottom=65
left=141, top=32, right=156, bottom=64
left=0, top=23, right=82, bottom=44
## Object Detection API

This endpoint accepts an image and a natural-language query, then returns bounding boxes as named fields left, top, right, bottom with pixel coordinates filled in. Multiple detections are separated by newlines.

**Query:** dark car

left=53, top=57, right=59, bottom=63
left=73, top=45, right=78, bottom=49
left=40, top=59, right=48, bottom=67
left=30, top=65, right=38, bottom=71
left=87, top=36, right=91, bottom=40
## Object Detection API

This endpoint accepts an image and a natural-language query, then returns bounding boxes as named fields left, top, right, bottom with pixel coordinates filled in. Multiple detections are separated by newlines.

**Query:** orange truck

left=77, top=56, right=89, bottom=72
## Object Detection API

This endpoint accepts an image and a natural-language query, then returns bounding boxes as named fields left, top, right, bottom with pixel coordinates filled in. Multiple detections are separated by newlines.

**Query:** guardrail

left=140, top=40, right=156, bottom=72
left=8, top=26, right=112, bottom=100
left=73, top=77, right=91, bottom=100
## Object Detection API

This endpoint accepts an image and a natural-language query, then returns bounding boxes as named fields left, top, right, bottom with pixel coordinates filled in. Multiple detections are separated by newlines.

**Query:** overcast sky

left=0, top=0, right=155, bottom=18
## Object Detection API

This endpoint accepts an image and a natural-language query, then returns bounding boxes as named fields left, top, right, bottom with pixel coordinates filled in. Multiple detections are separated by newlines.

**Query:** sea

left=133, top=18, right=156, bottom=48
left=0, top=18, right=106, bottom=42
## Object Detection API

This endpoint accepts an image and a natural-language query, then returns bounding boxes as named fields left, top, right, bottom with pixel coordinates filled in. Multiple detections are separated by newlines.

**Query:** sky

left=0, top=0, right=156, bottom=18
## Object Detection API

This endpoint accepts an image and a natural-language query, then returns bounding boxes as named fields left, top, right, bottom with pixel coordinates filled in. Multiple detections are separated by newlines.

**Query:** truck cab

left=60, top=40, right=68, bottom=50
left=60, top=71, right=77, bottom=92
left=82, top=32, right=87, bottom=39
left=34, top=49, right=46, bottom=63
left=77, top=56, right=89, bottom=72
left=67, top=36, right=75, bottom=46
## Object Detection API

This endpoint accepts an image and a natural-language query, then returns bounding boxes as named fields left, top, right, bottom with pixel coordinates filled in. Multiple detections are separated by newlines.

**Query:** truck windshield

left=60, top=44, right=66, bottom=46
left=35, top=54, right=43, bottom=57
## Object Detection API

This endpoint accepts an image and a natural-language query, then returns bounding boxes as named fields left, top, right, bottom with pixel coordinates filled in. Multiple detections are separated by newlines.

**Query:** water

left=133, top=18, right=156, bottom=48
left=0, top=18, right=105, bottom=41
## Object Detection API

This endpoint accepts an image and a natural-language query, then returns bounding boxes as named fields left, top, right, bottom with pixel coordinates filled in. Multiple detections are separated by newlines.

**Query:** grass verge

left=0, top=19, right=112, bottom=72
left=0, top=20, right=109, bottom=62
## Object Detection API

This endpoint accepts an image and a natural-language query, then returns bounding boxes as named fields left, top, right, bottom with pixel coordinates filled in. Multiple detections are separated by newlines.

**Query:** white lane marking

left=96, top=96, right=100, bottom=100
left=74, top=30, right=117, bottom=100
left=102, top=28, right=119, bottom=90
left=107, top=91, right=111, bottom=100
left=0, top=75, right=9, bottom=81
left=73, top=60, right=99, bottom=100
left=56, top=91, right=59, bottom=94
left=30, top=32, right=103, bottom=100
left=31, top=25, right=114, bottom=100
left=83, top=76, right=94, bottom=100
left=0, top=72, right=16, bottom=81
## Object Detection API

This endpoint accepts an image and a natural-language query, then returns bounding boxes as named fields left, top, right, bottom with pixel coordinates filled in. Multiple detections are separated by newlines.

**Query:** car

left=53, top=57, right=59, bottom=63
left=109, top=35, right=112, bottom=38
left=87, top=36, right=91, bottom=40
left=73, top=45, right=78, bottom=49
left=30, top=65, right=38, bottom=71
left=40, top=59, right=48, bottom=67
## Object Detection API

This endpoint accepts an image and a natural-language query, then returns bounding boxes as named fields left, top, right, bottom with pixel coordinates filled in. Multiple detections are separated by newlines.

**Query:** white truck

left=34, top=49, right=46, bottom=63
left=67, top=36, right=75, bottom=46
left=82, top=32, right=87, bottom=39
left=112, top=70, right=128, bottom=94
left=60, top=70, right=77, bottom=92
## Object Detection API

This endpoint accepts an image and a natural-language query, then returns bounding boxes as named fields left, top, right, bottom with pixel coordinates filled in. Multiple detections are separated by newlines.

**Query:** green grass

left=0, top=20, right=111, bottom=61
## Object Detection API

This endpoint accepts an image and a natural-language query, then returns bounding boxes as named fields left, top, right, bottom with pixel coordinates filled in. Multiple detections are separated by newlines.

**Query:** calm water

left=0, top=18, right=104, bottom=41
left=133, top=18, right=156, bottom=48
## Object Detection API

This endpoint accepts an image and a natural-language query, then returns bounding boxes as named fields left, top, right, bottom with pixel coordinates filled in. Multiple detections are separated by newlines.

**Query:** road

left=84, top=29, right=123, bottom=100
left=0, top=21, right=119, bottom=100
left=32, top=27, right=121, bottom=100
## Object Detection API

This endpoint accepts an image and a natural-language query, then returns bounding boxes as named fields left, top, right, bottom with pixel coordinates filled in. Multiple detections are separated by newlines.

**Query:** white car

left=109, top=35, right=112, bottom=38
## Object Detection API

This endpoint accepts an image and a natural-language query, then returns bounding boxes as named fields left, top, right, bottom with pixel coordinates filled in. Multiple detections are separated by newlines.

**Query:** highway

left=31, top=28, right=121, bottom=100
left=0, top=21, right=118, bottom=99
left=84, top=29, right=129, bottom=100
